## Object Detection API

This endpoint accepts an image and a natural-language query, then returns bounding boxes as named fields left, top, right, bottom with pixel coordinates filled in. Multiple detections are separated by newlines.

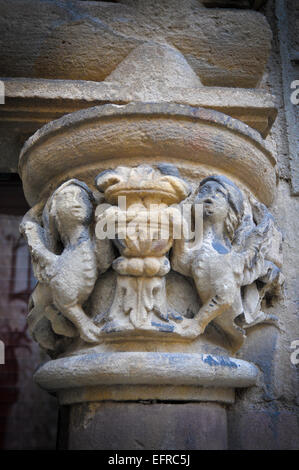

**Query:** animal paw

left=45, top=306, right=77, bottom=338
left=79, top=321, right=102, bottom=343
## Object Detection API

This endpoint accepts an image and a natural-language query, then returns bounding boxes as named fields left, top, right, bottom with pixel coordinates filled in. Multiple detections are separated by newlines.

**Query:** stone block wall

left=0, top=0, right=298, bottom=450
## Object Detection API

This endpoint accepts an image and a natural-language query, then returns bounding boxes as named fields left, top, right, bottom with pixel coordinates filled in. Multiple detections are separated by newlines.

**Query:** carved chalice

left=95, top=165, right=190, bottom=330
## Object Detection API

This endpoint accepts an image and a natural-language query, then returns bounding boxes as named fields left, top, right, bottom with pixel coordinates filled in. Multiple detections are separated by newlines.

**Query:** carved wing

left=233, top=198, right=283, bottom=327
left=234, top=199, right=275, bottom=285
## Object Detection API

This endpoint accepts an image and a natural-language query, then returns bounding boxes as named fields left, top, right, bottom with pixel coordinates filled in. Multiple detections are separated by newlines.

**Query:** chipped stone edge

left=58, top=385, right=236, bottom=405
left=34, top=352, right=259, bottom=400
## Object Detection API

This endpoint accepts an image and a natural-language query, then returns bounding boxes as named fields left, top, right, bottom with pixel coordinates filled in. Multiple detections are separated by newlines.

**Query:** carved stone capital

left=19, top=102, right=282, bottom=403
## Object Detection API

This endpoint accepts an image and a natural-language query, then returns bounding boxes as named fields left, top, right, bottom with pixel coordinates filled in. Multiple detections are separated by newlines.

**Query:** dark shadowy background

left=0, top=174, right=57, bottom=449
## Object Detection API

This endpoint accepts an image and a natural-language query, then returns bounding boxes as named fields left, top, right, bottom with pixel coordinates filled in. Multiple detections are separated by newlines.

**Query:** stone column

left=59, top=402, right=229, bottom=450
left=13, top=0, right=283, bottom=450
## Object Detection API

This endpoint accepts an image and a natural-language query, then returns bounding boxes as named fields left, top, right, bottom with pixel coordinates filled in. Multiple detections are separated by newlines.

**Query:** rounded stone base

left=34, top=351, right=259, bottom=404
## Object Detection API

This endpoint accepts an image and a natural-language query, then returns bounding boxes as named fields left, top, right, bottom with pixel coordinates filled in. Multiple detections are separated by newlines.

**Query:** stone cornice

left=0, top=78, right=277, bottom=139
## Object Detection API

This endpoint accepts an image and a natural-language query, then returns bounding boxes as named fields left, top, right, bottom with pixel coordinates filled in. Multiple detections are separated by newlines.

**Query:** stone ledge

left=0, top=78, right=277, bottom=138
left=34, top=352, right=259, bottom=400
left=58, top=385, right=235, bottom=405
left=18, top=102, right=277, bottom=207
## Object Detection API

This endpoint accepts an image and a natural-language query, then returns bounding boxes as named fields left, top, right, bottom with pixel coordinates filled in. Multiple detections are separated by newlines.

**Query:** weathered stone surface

left=105, top=42, right=203, bottom=90
left=20, top=179, right=113, bottom=348
left=0, top=0, right=272, bottom=88
left=18, top=103, right=276, bottom=207
left=233, top=179, right=299, bottom=448
left=58, top=385, right=235, bottom=405
left=275, top=0, right=299, bottom=195
left=24, top=176, right=280, bottom=402
left=171, top=175, right=283, bottom=351
left=95, top=165, right=192, bottom=338
left=228, top=407, right=299, bottom=450
left=17, top=98, right=283, bottom=403
left=34, top=352, right=259, bottom=394
left=0, top=78, right=277, bottom=139
left=65, top=402, right=228, bottom=450
left=0, top=131, right=23, bottom=173
left=201, top=0, right=267, bottom=7
left=0, top=0, right=298, bottom=452
left=20, top=170, right=283, bottom=358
